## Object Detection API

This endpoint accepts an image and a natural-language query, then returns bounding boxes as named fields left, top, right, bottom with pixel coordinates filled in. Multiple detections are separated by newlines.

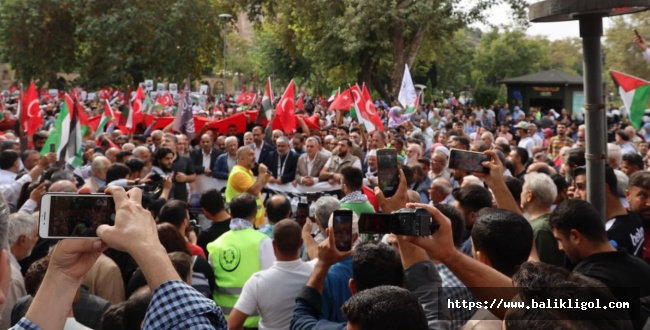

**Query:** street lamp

left=219, top=13, right=232, bottom=103
left=530, top=0, right=650, bottom=219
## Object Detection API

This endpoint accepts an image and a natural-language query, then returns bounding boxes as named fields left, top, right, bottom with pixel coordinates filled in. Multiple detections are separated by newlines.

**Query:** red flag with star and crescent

left=22, top=81, right=42, bottom=143
left=236, top=92, right=257, bottom=105
left=273, top=80, right=297, bottom=134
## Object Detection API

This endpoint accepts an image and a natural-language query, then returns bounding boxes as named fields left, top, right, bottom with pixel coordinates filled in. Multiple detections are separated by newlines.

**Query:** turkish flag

left=296, top=93, right=304, bottom=111
left=22, top=81, right=42, bottom=141
left=236, top=92, right=257, bottom=105
left=274, top=80, right=297, bottom=134
left=329, top=88, right=352, bottom=111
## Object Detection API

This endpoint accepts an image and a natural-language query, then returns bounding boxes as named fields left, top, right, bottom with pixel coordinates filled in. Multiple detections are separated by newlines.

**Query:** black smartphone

left=377, top=149, right=399, bottom=198
left=333, top=209, right=353, bottom=251
left=448, top=149, right=490, bottom=174
left=358, top=213, right=392, bottom=234
left=39, top=193, right=116, bottom=238
left=49, top=143, right=55, bottom=153
left=296, top=203, right=309, bottom=227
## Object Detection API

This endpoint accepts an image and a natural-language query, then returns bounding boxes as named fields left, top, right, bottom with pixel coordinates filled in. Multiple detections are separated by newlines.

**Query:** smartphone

left=39, top=193, right=116, bottom=238
left=332, top=210, right=353, bottom=251
left=49, top=144, right=55, bottom=153
left=358, top=213, right=392, bottom=234
left=296, top=203, right=309, bottom=227
left=377, top=149, right=399, bottom=198
left=448, top=149, right=490, bottom=174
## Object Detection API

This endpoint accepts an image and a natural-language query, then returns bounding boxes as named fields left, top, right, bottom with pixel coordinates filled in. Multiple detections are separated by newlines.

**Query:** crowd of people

left=0, top=45, right=650, bottom=328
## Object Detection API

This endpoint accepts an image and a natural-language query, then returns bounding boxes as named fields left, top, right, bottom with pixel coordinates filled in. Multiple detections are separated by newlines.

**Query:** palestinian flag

left=261, top=77, right=274, bottom=122
left=65, top=94, right=84, bottom=167
left=404, top=92, right=420, bottom=115
left=328, top=88, right=339, bottom=102
left=611, top=70, right=650, bottom=129
left=40, top=101, right=71, bottom=159
left=95, top=100, right=114, bottom=139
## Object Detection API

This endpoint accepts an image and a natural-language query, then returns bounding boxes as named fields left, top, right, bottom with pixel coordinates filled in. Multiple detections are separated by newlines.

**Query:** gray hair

left=523, top=172, right=557, bottom=207
left=481, top=132, right=494, bottom=144
left=432, top=178, right=451, bottom=196
left=306, top=137, right=320, bottom=145
left=121, top=143, right=135, bottom=151
left=615, top=169, right=628, bottom=198
left=50, top=170, right=76, bottom=183
left=224, top=136, right=239, bottom=146
left=91, top=156, right=110, bottom=172
left=163, top=133, right=178, bottom=144
left=8, top=212, right=36, bottom=246
left=276, top=136, right=290, bottom=145
left=0, top=195, right=9, bottom=249
left=49, top=180, right=78, bottom=193
left=132, top=146, right=151, bottom=158
left=315, top=196, right=340, bottom=229
left=607, top=143, right=622, bottom=169
left=495, top=137, right=509, bottom=146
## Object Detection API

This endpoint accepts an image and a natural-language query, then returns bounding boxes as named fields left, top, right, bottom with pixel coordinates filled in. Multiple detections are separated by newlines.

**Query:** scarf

left=229, top=218, right=253, bottom=230
left=341, top=190, right=368, bottom=204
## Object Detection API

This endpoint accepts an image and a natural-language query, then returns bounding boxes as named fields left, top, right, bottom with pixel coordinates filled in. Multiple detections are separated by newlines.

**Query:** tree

left=0, top=0, right=79, bottom=86
left=218, top=0, right=527, bottom=100
left=471, top=28, right=551, bottom=88
left=604, top=11, right=650, bottom=95
left=0, top=0, right=223, bottom=87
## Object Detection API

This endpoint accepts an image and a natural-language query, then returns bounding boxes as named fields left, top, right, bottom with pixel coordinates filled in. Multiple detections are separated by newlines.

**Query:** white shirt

left=0, top=169, right=17, bottom=185
left=64, top=317, right=92, bottom=330
left=518, top=137, right=535, bottom=158
left=531, top=134, right=543, bottom=148
left=234, top=259, right=313, bottom=330
left=202, top=150, right=212, bottom=169
left=251, top=143, right=264, bottom=163
left=227, top=156, right=237, bottom=172
left=0, top=173, right=31, bottom=208
left=643, top=48, right=650, bottom=62
left=304, top=154, right=320, bottom=184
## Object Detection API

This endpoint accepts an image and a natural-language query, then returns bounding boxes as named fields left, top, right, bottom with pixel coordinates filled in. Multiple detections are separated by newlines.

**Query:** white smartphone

left=39, top=193, right=116, bottom=239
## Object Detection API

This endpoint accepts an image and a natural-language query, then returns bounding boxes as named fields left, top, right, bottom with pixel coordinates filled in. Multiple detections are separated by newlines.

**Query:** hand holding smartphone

left=39, top=193, right=116, bottom=238
left=377, top=149, right=399, bottom=198
left=332, top=210, right=353, bottom=251
left=448, top=149, right=490, bottom=174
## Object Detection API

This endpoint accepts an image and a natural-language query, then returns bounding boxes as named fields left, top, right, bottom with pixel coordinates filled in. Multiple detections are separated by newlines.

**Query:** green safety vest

left=207, top=228, right=266, bottom=328
left=225, top=165, right=265, bottom=227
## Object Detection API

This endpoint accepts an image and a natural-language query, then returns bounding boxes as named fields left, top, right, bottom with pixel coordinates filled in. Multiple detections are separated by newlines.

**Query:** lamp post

left=529, top=0, right=650, bottom=220
left=219, top=13, right=232, bottom=103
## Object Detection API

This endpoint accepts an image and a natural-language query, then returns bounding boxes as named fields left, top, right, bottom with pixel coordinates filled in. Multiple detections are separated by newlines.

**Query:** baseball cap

left=514, top=122, right=529, bottom=130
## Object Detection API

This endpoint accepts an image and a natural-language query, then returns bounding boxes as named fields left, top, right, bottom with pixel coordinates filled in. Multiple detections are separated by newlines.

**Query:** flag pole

left=16, top=83, right=28, bottom=152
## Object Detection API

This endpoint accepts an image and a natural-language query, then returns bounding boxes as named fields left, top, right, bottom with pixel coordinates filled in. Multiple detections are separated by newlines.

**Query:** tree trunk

left=390, top=23, right=427, bottom=101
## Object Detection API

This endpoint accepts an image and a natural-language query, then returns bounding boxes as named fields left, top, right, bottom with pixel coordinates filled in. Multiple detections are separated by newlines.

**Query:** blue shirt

left=258, top=224, right=274, bottom=238
left=12, top=280, right=227, bottom=330
left=320, top=256, right=353, bottom=323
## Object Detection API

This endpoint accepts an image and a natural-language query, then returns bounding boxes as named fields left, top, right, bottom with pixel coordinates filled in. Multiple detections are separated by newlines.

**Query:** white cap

left=367, top=149, right=377, bottom=157
left=435, top=146, right=450, bottom=157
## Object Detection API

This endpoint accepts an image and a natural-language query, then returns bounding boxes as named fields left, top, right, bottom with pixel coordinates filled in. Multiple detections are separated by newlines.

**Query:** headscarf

left=388, top=106, right=411, bottom=129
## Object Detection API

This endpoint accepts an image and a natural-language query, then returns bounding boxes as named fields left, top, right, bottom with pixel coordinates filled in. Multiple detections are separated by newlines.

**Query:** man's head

left=132, top=146, right=152, bottom=165
left=448, top=136, right=470, bottom=151
left=0, top=151, right=20, bottom=172
left=252, top=126, right=264, bottom=145
left=32, top=131, right=47, bottom=151
left=199, top=189, right=226, bottom=218
left=452, top=185, right=493, bottom=230
left=227, top=124, right=237, bottom=136
left=341, top=167, right=363, bottom=195
left=21, top=150, right=40, bottom=171
left=406, top=143, right=422, bottom=164
left=244, top=132, right=253, bottom=146
left=8, top=213, right=38, bottom=261
left=350, top=242, right=403, bottom=293
left=106, top=163, right=131, bottom=184
left=556, top=123, right=567, bottom=136
left=606, top=143, right=622, bottom=170
left=435, top=203, right=465, bottom=248
left=272, top=130, right=284, bottom=145
left=235, top=146, right=255, bottom=169
left=305, top=137, right=320, bottom=158
left=200, top=134, right=213, bottom=153
left=338, top=138, right=352, bottom=158
left=158, top=200, right=190, bottom=232
left=626, top=171, right=650, bottom=224
left=91, top=156, right=111, bottom=181
left=371, top=132, right=386, bottom=149
left=229, top=193, right=258, bottom=223
left=429, top=178, right=452, bottom=204
left=276, top=136, right=290, bottom=156
left=520, top=173, right=557, bottom=212
left=315, top=196, right=340, bottom=231
left=216, top=135, right=226, bottom=150
left=471, top=208, right=533, bottom=277
left=265, top=195, right=291, bottom=225
left=225, top=136, right=239, bottom=157
left=161, top=133, right=178, bottom=152
left=176, top=134, right=189, bottom=154
left=154, top=147, right=175, bottom=172
left=429, top=150, right=448, bottom=174
left=342, top=286, right=427, bottom=330
left=292, top=133, right=305, bottom=152
left=549, top=199, right=609, bottom=264
left=621, top=153, right=643, bottom=176
left=337, top=126, right=349, bottom=140
left=272, top=220, right=303, bottom=259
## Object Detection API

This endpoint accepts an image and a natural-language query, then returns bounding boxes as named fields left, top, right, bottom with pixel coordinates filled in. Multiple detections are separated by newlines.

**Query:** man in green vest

left=207, top=192, right=275, bottom=328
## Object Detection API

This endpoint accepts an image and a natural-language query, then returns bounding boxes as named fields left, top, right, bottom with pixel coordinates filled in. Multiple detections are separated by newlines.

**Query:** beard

left=338, top=150, right=347, bottom=158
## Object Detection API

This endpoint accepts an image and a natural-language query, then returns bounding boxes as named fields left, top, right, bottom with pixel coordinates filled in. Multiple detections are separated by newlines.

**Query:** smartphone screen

left=358, top=213, right=392, bottom=234
left=333, top=210, right=353, bottom=251
left=377, top=149, right=399, bottom=198
left=448, top=149, right=490, bottom=174
left=40, top=194, right=115, bottom=238
left=49, top=144, right=55, bottom=153
left=296, top=203, right=309, bottom=227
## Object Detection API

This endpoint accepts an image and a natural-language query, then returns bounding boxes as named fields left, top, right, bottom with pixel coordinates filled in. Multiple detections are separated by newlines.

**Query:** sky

left=476, top=1, right=613, bottom=41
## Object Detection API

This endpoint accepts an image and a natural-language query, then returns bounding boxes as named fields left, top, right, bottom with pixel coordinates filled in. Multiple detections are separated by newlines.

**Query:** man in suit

left=263, top=136, right=298, bottom=185
left=250, top=126, right=275, bottom=176
left=191, top=133, right=222, bottom=176
left=295, top=136, right=328, bottom=186
left=212, top=136, right=239, bottom=180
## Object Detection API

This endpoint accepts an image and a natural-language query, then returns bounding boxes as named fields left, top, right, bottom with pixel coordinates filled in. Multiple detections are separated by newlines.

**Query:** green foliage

left=0, top=0, right=222, bottom=87
left=473, top=85, right=500, bottom=107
